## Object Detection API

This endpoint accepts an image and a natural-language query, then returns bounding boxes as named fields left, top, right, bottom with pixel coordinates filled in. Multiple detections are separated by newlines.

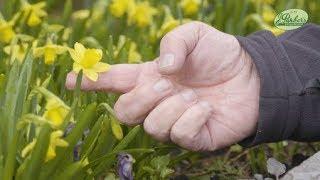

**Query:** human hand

left=66, top=22, right=260, bottom=151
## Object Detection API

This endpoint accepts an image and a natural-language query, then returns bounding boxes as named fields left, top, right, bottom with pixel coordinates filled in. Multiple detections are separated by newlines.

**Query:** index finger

left=65, top=64, right=141, bottom=93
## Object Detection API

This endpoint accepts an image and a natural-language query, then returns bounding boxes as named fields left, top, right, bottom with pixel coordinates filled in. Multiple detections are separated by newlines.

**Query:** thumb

left=158, top=21, right=209, bottom=75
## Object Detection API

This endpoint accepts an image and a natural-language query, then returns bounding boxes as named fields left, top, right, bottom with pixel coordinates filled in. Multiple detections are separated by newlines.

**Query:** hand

left=66, top=22, right=260, bottom=151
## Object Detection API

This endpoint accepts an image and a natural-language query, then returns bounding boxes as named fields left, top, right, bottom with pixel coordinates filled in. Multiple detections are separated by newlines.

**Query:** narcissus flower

left=109, top=0, right=131, bottom=18
left=157, top=7, right=187, bottom=38
left=69, top=42, right=110, bottom=81
left=21, top=1, right=47, bottom=27
left=128, top=1, right=157, bottom=28
left=0, top=20, right=15, bottom=43
left=22, top=130, right=69, bottom=162
left=46, top=130, right=69, bottom=161
left=33, top=41, right=66, bottom=64
left=262, top=5, right=276, bottom=23
left=4, top=43, right=28, bottom=63
left=180, top=0, right=200, bottom=16
left=43, top=97, right=70, bottom=127
left=128, top=42, right=142, bottom=64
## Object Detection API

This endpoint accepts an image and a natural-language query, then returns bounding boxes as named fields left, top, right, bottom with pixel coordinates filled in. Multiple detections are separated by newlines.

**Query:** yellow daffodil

left=128, top=1, right=157, bottom=28
left=4, top=43, right=28, bottom=63
left=21, top=130, right=68, bottom=162
left=262, top=24, right=285, bottom=36
left=262, top=5, right=276, bottom=23
left=109, top=0, right=131, bottom=18
left=43, top=95, right=70, bottom=127
left=158, top=7, right=181, bottom=38
left=180, top=0, right=200, bottom=16
left=269, top=27, right=285, bottom=36
left=0, top=20, right=15, bottom=43
left=33, top=41, right=66, bottom=64
left=22, top=1, right=47, bottom=27
left=128, top=42, right=142, bottom=64
left=21, top=139, right=36, bottom=158
left=46, top=130, right=69, bottom=161
left=69, top=42, right=110, bottom=81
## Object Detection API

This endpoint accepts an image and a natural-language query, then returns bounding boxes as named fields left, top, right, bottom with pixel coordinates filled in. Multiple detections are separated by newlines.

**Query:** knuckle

left=143, top=118, right=168, bottom=141
left=160, top=33, right=175, bottom=46
left=170, top=125, right=194, bottom=143
left=114, top=97, right=133, bottom=123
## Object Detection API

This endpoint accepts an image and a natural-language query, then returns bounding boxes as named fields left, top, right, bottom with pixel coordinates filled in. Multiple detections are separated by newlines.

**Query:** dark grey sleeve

left=235, top=23, right=320, bottom=147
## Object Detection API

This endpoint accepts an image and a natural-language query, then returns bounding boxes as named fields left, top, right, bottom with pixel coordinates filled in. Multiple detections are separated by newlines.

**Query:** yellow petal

left=3, top=45, right=11, bottom=55
left=34, top=1, right=46, bottom=9
left=74, top=42, right=86, bottom=55
left=0, top=23, right=15, bottom=43
left=84, top=69, right=98, bottom=81
left=54, top=45, right=67, bottom=54
left=44, top=48, right=57, bottom=64
left=46, top=146, right=56, bottom=162
left=43, top=108, right=64, bottom=126
left=69, top=49, right=81, bottom=63
left=28, top=12, right=42, bottom=27
left=73, top=63, right=83, bottom=73
left=54, top=139, right=69, bottom=147
left=21, top=139, right=37, bottom=158
left=33, top=47, right=45, bottom=57
left=81, top=49, right=102, bottom=68
left=92, top=62, right=111, bottom=72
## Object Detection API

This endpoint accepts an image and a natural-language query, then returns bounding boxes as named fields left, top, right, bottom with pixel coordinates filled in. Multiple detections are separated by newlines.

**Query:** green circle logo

left=274, top=9, right=308, bottom=30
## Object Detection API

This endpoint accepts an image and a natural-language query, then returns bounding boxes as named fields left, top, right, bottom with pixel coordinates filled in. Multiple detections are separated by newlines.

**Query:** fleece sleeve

left=235, top=23, right=320, bottom=146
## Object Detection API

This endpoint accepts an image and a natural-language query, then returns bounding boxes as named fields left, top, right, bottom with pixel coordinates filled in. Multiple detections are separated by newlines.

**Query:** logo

left=274, top=9, right=308, bottom=30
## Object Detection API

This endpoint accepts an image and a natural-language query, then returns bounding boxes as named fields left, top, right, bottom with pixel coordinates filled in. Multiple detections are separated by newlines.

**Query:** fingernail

left=159, top=54, right=174, bottom=68
left=199, top=101, right=212, bottom=112
left=153, top=79, right=172, bottom=92
left=181, top=89, right=197, bottom=102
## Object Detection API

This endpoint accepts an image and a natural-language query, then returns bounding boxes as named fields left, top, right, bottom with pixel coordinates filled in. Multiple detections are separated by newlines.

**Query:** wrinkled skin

left=66, top=22, right=260, bottom=151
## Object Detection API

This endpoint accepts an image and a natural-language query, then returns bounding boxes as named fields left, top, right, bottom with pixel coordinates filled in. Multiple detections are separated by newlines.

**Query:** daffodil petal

left=3, top=45, right=11, bottom=55
left=84, top=70, right=98, bottom=81
left=69, top=49, right=81, bottom=63
left=55, top=139, right=69, bottom=147
left=55, top=45, right=67, bottom=54
left=21, top=139, right=37, bottom=158
left=73, top=63, right=83, bottom=73
left=46, top=146, right=56, bottom=162
left=92, top=62, right=111, bottom=72
left=74, top=42, right=86, bottom=55
left=33, top=47, right=45, bottom=57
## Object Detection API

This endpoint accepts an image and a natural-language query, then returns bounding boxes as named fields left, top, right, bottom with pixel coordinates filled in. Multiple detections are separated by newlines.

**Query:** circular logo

left=274, top=9, right=308, bottom=30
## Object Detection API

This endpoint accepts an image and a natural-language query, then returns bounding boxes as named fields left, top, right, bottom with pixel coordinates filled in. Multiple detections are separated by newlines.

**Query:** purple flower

left=63, top=123, right=75, bottom=137
left=73, top=140, right=83, bottom=161
left=117, top=153, right=134, bottom=180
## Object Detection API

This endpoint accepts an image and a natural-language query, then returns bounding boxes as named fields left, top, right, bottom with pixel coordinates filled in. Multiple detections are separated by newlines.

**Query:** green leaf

left=52, top=161, right=86, bottom=180
left=65, top=102, right=97, bottom=147
left=113, top=125, right=141, bottom=152
left=80, top=115, right=105, bottom=158
left=2, top=51, right=33, bottom=180
left=23, top=125, right=52, bottom=180
left=151, top=155, right=170, bottom=170
left=92, top=125, right=143, bottom=175
left=39, top=103, right=97, bottom=179
left=97, top=103, right=123, bottom=140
